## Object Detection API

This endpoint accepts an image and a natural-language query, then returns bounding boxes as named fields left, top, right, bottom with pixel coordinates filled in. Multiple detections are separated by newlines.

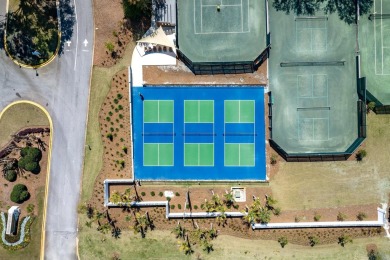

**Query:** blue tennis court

left=131, top=86, right=266, bottom=180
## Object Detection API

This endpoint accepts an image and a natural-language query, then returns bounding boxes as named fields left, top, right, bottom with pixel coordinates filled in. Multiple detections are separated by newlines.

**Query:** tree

left=308, top=236, right=319, bottom=247
left=18, top=147, right=42, bottom=173
left=278, top=236, right=288, bottom=248
left=338, top=234, right=353, bottom=247
left=172, top=223, right=186, bottom=239
left=272, top=0, right=373, bottom=25
left=178, top=240, right=193, bottom=255
left=111, top=227, right=121, bottom=239
left=4, top=170, right=17, bottom=182
left=223, top=192, right=235, bottom=208
left=10, top=184, right=30, bottom=203
left=368, top=249, right=382, bottom=260
left=356, top=149, right=367, bottom=161
left=367, top=102, right=376, bottom=113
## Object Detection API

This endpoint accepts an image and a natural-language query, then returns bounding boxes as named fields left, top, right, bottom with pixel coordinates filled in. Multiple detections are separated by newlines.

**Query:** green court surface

left=359, top=0, right=390, bottom=104
left=225, top=143, right=254, bottom=166
left=269, top=8, right=358, bottom=153
left=144, top=143, right=174, bottom=166
left=224, top=100, right=254, bottom=123
left=184, top=143, right=214, bottom=166
left=178, top=0, right=267, bottom=62
left=184, top=100, right=214, bottom=122
left=143, top=100, right=174, bottom=123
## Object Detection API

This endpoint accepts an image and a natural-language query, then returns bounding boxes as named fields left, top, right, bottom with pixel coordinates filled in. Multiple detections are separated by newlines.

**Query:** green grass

left=271, top=113, right=390, bottom=210
left=78, top=213, right=390, bottom=260
left=0, top=103, right=49, bottom=148
left=0, top=188, right=44, bottom=259
left=80, top=40, right=136, bottom=203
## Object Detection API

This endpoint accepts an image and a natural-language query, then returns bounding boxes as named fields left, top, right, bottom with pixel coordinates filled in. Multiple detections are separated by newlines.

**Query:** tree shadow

left=58, top=0, right=76, bottom=57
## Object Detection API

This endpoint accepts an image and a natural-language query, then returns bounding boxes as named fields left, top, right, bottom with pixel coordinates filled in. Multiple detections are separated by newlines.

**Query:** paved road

left=0, top=0, right=93, bottom=259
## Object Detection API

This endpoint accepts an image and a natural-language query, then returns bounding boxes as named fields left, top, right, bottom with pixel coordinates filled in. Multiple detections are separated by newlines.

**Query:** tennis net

left=280, top=61, right=345, bottom=67
left=369, top=14, right=390, bottom=20
left=295, top=16, right=328, bottom=21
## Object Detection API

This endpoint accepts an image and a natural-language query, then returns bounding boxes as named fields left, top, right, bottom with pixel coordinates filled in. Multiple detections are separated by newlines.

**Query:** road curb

left=0, top=101, right=53, bottom=260
left=3, top=0, right=61, bottom=69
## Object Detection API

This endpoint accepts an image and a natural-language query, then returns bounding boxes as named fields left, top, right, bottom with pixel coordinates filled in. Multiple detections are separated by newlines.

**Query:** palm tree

left=111, top=227, right=121, bottom=239
left=94, top=211, right=104, bottom=226
left=208, top=226, right=218, bottom=240
left=178, top=240, right=193, bottom=255
left=265, top=195, right=277, bottom=210
left=201, top=240, right=214, bottom=253
left=97, top=222, right=111, bottom=234
left=172, top=223, right=186, bottom=239
left=223, top=192, right=235, bottom=208
left=257, top=206, right=271, bottom=224
left=110, top=191, right=122, bottom=205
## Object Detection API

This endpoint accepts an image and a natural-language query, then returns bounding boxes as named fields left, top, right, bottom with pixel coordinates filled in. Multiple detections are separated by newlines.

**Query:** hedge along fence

left=0, top=212, right=33, bottom=250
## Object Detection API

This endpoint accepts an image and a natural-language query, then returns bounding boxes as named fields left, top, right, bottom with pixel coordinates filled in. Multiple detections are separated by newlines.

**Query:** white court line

left=73, top=0, right=78, bottom=71
left=194, top=0, right=249, bottom=35
left=381, top=0, right=384, bottom=75
left=241, top=0, right=243, bottom=32
left=374, top=0, right=377, bottom=74
left=202, top=4, right=241, bottom=7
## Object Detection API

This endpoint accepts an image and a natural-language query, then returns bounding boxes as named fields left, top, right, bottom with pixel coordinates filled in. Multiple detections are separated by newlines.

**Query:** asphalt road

left=0, top=0, right=93, bottom=259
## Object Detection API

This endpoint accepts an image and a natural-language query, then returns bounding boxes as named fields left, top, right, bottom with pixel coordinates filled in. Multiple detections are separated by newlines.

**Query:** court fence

left=176, top=48, right=269, bottom=75
left=269, top=55, right=367, bottom=162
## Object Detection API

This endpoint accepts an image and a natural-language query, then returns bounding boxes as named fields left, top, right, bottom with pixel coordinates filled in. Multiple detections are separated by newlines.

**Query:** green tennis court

left=269, top=8, right=358, bottom=154
left=224, top=100, right=254, bottom=123
left=225, top=143, right=254, bottom=166
left=144, top=143, right=174, bottom=166
left=143, top=100, right=174, bottom=123
left=178, top=0, right=266, bottom=62
left=359, top=0, right=390, bottom=104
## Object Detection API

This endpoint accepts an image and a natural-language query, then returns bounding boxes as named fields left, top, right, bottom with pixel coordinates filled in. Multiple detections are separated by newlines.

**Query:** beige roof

left=137, top=27, right=175, bottom=50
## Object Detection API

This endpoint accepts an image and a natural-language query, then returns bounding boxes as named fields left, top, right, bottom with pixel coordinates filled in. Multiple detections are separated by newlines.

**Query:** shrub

left=337, top=212, right=347, bottom=221
left=117, top=93, right=123, bottom=99
left=194, top=205, right=198, bottom=210
left=294, top=216, right=301, bottom=222
left=5, top=170, right=17, bottom=182
left=119, top=114, right=124, bottom=119
left=273, top=207, right=281, bottom=216
left=367, top=101, right=376, bottom=112
left=314, top=213, right=321, bottom=222
left=170, top=205, right=175, bottom=209
left=158, top=191, right=163, bottom=197
left=105, top=42, right=115, bottom=52
left=357, top=212, right=367, bottom=221
left=186, top=204, right=190, bottom=209
left=150, top=191, right=155, bottom=196
left=114, top=99, right=119, bottom=104
left=109, top=111, right=113, bottom=116
left=122, top=146, right=128, bottom=154
left=24, top=162, right=40, bottom=174
left=356, top=149, right=367, bottom=161
left=167, top=197, right=171, bottom=202
left=338, top=234, right=352, bottom=247
left=27, top=204, right=35, bottom=214
left=118, top=105, right=123, bottom=110
left=308, top=236, right=319, bottom=247
left=10, top=184, right=30, bottom=203
left=141, top=192, right=146, bottom=196
left=106, top=133, right=113, bottom=141
left=175, top=192, right=180, bottom=196
left=178, top=204, right=182, bottom=209
left=18, top=147, right=42, bottom=174
left=278, top=236, right=288, bottom=248
left=270, top=154, right=277, bottom=165
left=106, top=116, right=111, bottom=122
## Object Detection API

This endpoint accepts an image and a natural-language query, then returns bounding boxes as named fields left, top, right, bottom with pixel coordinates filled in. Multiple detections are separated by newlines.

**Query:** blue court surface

left=131, top=86, right=266, bottom=181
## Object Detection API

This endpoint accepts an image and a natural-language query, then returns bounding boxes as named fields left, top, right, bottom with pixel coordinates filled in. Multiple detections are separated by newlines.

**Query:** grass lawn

left=78, top=212, right=390, bottom=260
left=0, top=103, right=49, bottom=148
left=271, top=113, right=390, bottom=210
left=80, top=40, right=135, bottom=203
left=0, top=188, right=44, bottom=260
